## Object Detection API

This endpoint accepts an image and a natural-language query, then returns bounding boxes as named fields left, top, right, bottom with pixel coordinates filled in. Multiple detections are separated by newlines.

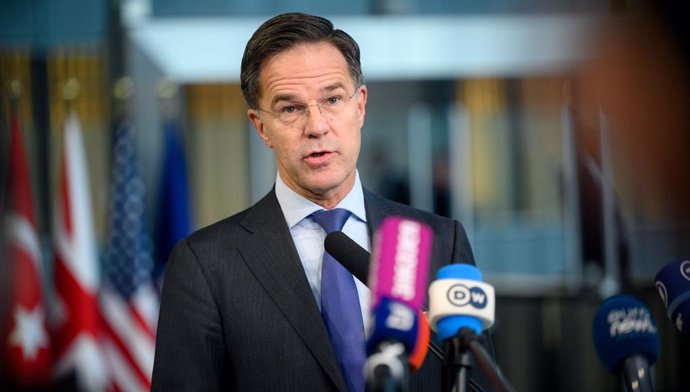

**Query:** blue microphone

left=655, top=259, right=690, bottom=334
left=592, top=294, right=659, bottom=392
left=428, top=264, right=495, bottom=340
left=428, top=264, right=517, bottom=392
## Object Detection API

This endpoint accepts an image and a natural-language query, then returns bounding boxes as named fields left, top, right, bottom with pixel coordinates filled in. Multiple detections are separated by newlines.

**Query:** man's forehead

left=257, top=46, right=354, bottom=103
left=270, top=81, right=349, bottom=101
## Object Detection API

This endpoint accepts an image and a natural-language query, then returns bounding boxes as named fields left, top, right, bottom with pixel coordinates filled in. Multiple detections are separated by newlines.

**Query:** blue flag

left=154, top=120, right=193, bottom=289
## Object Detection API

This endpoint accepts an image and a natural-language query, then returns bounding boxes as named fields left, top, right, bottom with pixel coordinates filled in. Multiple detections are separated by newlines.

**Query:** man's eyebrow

left=270, top=93, right=298, bottom=107
left=269, top=83, right=349, bottom=107
left=322, top=82, right=347, bottom=93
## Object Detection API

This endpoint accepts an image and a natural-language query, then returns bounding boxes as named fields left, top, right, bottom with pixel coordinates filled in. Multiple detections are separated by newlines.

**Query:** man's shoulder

left=186, top=189, right=281, bottom=243
left=364, top=189, right=457, bottom=229
left=365, top=190, right=475, bottom=267
left=182, top=207, right=252, bottom=248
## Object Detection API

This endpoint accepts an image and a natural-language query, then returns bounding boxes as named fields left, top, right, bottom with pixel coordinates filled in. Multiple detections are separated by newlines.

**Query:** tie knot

left=311, top=208, right=351, bottom=234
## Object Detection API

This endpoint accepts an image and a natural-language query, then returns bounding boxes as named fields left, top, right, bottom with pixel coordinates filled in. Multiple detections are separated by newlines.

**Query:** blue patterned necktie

left=311, top=208, right=366, bottom=392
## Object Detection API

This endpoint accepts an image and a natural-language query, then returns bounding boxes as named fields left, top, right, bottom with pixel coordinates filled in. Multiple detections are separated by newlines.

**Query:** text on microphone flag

left=369, top=216, right=433, bottom=310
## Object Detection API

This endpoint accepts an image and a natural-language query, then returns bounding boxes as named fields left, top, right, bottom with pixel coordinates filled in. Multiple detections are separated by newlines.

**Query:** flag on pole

left=100, top=118, right=158, bottom=392
left=153, top=120, right=192, bottom=288
left=1, top=111, right=52, bottom=388
left=52, top=110, right=108, bottom=391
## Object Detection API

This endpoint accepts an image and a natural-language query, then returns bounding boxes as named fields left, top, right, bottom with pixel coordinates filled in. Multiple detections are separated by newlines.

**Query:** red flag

left=51, top=110, right=108, bottom=391
left=1, top=111, right=52, bottom=386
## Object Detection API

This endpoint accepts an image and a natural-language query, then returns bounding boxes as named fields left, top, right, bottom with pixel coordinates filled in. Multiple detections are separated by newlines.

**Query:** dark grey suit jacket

left=151, top=188, right=477, bottom=391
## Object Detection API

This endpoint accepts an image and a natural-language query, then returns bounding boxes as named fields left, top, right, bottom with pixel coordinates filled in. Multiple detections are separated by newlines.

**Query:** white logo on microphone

left=655, top=281, right=668, bottom=307
left=385, top=302, right=415, bottom=332
left=447, top=284, right=488, bottom=309
left=681, top=260, right=690, bottom=281
left=607, top=307, right=657, bottom=337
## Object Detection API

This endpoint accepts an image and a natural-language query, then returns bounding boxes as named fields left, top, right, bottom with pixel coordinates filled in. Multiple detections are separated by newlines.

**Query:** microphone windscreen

left=369, top=217, right=432, bottom=310
left=428, top=264, right=495, bottom=339
left=366, top=298, right=420, bottom=356
left=655, top=259, right=690, bottom=334
left=324, top=231, right=370, bottom=284
left=591, top=294, right=660, bottom=373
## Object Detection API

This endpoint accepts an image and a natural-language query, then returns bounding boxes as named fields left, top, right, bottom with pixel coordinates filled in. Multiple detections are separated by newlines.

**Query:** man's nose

left=304, top=104, right=330, bottom=137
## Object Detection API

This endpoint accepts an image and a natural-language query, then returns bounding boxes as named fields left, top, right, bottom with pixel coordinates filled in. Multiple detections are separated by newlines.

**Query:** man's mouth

left=304, top=150, right=334, bottom=166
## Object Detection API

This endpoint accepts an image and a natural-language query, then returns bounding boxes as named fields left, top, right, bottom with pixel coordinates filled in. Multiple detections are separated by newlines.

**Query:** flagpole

left=100, top=77, right=158, bottom=391
left=63, top=78, right=80, bottom=112
left=53, top=77, right=110, bottom=392
left=0, top=80, right=22, bottom=225
left=113, top=77, right=134, bottom=117
left=2, top=79, right=53, bottom=388
left=156, top=78, right=179, bottom=122
left=152, top=78, right=193, bottom=290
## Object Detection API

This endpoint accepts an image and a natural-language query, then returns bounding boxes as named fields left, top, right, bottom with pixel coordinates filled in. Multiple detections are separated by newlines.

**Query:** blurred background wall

left=1, top=0, right=689, bottom=391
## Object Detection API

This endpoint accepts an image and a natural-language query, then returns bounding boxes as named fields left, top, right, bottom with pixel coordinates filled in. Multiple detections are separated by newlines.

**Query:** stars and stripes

left=100, top=119, right=158, bottom=392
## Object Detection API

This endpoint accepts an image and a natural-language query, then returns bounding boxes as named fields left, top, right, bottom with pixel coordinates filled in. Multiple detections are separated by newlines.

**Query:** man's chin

left=301, top=174, right=352, bottom=199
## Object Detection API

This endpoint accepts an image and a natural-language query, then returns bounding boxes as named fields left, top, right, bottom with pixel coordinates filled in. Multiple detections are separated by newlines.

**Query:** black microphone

left=324, top=231, right=370, bottom=283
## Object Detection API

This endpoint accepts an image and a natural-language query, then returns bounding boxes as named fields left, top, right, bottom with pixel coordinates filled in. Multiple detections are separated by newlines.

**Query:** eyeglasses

left=258, top=91, right=358, bottom=127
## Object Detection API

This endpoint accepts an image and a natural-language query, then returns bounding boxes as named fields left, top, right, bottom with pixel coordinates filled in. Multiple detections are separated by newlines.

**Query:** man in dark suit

left=151, top=12, right=481, bottom=392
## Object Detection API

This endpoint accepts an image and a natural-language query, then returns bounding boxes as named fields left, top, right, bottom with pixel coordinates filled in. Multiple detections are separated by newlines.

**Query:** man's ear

left=356, top=85, right=367, bottom=128
left=248, top=109, right=273, bottom=149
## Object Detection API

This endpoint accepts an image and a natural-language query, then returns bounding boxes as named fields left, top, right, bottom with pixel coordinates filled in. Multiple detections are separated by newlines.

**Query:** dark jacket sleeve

left=151, top=239, right=231, bottom=392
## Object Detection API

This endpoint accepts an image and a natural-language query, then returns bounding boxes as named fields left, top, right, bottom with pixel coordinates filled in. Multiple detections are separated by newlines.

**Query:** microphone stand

left=366, top=341, right=409, bottom=392
left=443, top=328, right=516, bottom=392
left=443, top=339, right=473, bottom=392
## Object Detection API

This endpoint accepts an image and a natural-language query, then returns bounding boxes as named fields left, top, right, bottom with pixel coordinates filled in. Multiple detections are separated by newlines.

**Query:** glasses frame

left=256, top=90, right=359, bottom=127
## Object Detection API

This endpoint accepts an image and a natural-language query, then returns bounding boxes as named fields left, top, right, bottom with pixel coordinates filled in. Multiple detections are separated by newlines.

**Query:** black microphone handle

left=324, top=231, right=370, bottom=283
left=620, top=355, right=654, bottom=392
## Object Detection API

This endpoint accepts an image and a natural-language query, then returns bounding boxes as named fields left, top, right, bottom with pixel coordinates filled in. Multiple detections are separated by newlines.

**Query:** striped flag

left=1, top=111, right=52, bottom=388
left=52, top=110, right=108, bottom=391
left=100, top=118, right=158, bottom=391
left=154, top=120, right=192, bottom=289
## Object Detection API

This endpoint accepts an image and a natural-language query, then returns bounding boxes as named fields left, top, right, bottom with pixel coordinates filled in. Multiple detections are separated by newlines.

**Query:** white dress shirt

left=275, top=171, right=371, bottom=330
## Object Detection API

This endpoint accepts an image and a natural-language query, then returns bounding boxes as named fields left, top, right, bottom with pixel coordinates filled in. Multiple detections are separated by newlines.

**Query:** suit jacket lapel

left=364, top=189, right=402, bottom=236
left=236, top=190, right=347, bottom=391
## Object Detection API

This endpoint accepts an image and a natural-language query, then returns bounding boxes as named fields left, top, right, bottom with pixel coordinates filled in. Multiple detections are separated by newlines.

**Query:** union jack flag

left=52, top=110, right=108, bottom=391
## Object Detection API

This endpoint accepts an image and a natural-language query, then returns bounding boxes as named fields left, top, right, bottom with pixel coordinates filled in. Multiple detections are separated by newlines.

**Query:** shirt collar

left=275, top=171, right=367, bottom=229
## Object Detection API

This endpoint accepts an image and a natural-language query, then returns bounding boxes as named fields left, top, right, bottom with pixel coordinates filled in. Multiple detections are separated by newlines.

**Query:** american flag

left=1, top=110, right=52, bottom=388
left=100, top=119, right=158, bottom=392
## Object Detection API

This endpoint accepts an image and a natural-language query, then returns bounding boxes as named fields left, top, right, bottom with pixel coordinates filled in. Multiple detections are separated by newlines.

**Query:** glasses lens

left=275, top=92, right=356, bottom=126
